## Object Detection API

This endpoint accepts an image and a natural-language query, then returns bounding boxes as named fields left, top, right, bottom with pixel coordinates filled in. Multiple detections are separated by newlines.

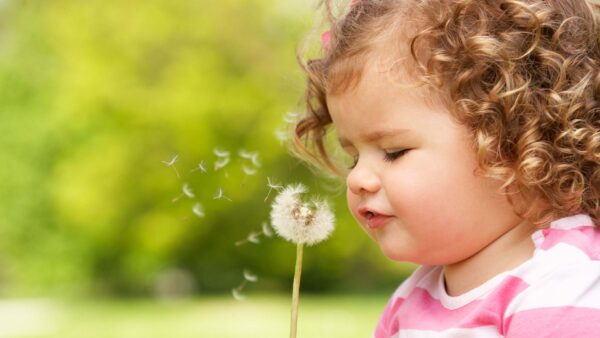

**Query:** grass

left=1, top=293, right=389, bottom=338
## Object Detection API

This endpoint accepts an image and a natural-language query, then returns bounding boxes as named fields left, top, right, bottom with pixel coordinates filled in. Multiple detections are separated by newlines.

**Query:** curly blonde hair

left=293, top=0, right=600, bottom=227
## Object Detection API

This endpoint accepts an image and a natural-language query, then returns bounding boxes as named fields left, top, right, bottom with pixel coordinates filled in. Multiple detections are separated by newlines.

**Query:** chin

left=379, top=246, right=410, bottom=262
left=379, top=246, right=435, bottom=265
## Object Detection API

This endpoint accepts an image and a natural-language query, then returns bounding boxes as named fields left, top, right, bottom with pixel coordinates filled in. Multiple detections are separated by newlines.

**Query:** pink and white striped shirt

left=375, top=213, right=600, bottom=337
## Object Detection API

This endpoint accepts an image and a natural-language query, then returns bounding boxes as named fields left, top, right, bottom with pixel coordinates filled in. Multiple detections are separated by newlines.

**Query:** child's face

left=327, top=59, right=525, bottom=265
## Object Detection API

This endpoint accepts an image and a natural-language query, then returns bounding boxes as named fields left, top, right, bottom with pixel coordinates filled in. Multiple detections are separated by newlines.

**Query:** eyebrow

left=338, top=128, right=413, bottom=147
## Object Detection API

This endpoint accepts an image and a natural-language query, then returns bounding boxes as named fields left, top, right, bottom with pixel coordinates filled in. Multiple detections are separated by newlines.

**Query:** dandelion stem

left=290, top=243, right=304, bottom=338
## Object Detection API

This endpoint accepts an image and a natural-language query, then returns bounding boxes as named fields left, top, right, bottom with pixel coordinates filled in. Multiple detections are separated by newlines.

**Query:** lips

left=357, top=206, right=393, bottom=229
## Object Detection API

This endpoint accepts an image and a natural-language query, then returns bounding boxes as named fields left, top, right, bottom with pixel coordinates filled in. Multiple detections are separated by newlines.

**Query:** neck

left=443, top=219, right=536, bottom=297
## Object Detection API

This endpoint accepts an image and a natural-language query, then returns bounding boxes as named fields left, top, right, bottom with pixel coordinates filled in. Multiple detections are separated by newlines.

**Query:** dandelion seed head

left=270, top=184, right=335, bottom=245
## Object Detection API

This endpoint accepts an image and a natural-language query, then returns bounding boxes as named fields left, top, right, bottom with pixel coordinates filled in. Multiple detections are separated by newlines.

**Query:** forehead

left=327, top=55, right=435, bottom=116
left=326, top=54, right=452, bottom=145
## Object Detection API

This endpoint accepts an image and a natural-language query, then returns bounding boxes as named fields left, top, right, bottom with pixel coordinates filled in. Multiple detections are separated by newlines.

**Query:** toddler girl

left=293, top=0, right=600, bottom=336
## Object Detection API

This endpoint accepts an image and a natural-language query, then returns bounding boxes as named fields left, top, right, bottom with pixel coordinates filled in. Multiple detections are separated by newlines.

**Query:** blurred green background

left=0, top=0, right=414, bottom=336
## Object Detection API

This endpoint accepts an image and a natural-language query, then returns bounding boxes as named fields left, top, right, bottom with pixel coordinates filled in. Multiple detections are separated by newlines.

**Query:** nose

left=346, top=159, right=381, bottom=196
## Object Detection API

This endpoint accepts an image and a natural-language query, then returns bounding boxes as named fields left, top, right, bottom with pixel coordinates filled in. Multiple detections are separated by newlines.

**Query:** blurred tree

left=0, top=0, right=412, bottom=297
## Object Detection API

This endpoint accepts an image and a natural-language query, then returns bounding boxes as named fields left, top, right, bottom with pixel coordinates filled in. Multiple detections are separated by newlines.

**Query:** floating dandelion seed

left=243, top=269, right=258, bottom=283
left=232, top=287, right=245, bottom=302
left=262, top=221, right=273, bottom=237
left=283, top=111, right=301, bottom=124
left=192, top=203, right=205, bottom=218
left=213, top=147, right=230, bottom=158
left=250, top=153, right=261, bottom=167
left=264, top=176, right=283, bottom=202
left=242, top=164, right=257, bottom=176
left=182, top=183, right=195, bottom=198
left=231, top=269, right=258, bottom=301
left=191, top=160, right=207, bottom=173
left=238, top=149, right=253, bottom=159
left=235, top=231, right=262, bottom=246
left=161, top=154, right=180, bottom=178
left=247, top=232, right=261, bottom=244
left=214, top=157, right=230, bottom=171
left=274, top=129, right=288, bottom=144
left=213, top=188, right=232, bottom=201
left=270, top=183, right=335, bottom=338
left=172, top=183, right=195, bottom=202
left=239, top=149, right=261, bottom=167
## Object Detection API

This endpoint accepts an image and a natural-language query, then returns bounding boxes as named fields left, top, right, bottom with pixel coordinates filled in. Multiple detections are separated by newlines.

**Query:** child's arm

left=504, top=262, right=600, bottom=336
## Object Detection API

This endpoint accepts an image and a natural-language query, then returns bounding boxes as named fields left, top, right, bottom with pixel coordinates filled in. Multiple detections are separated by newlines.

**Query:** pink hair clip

left=321, top=30, right=331, bottom=49
left=321, top=1, right=361, bottom=50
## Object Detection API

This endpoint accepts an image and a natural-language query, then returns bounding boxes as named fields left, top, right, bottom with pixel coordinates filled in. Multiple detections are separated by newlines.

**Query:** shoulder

left=504, top=261, right=600, bottom=337
left=504, top=233, right=600, bottom=337
left=374, top=265, right=440, bottom=338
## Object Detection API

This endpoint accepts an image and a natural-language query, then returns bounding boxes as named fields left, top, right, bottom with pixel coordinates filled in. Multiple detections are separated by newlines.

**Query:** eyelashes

left=347, top=149, right=410, bottom=170
left=384, top=149, right=410, bottom=163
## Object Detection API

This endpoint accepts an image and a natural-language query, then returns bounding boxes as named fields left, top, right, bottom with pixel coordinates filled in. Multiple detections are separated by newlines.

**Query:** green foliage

left=0, top=0, right=413, bottom=297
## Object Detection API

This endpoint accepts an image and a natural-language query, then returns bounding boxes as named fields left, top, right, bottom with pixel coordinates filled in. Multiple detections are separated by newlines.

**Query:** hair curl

left=293, top=0, right=600, bottom=227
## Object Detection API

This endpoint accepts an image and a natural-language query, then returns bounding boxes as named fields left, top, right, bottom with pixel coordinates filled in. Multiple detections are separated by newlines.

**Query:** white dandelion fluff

left=239, top=149, right=261, bottom=167
left=243, top=269, right=258, bottom=283
left=249, top=153, right=261, bottom=167
left=270, top=183, right=335, bottom=246
left=192, top=203, right=205, bottom=218
left=271, top=183, right=335, bottom=338
left=242, top=164, right=257, bottom=176
left=213, top=147, right=230, bottom=158
left=161, top=154, right=180, bottom=178
left=283, top=111, right=301, bottom=124
left=262, top=221, right=273, bottom=238
left=182, top=183, right=195, bottom=198
left=213, top=187, right=232, bottom=201
left=264, top=176, right=283, bottom=202
left=247, top=232, right=261, bottom=244
left=238, top=149, right=253, bottom=159
left=235, top=231, right=262, bottom=246
left=274, top=129, right=288, bottom=144
left=214, top=157, right=230, bottom=171
left=191, top=160, right=207, bottom=173
left=232, top=288, right=245, bottom=302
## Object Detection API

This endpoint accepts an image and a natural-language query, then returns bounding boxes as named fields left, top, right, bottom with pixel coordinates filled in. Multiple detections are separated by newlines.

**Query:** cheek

left=385, top=156, right=482, bottom=227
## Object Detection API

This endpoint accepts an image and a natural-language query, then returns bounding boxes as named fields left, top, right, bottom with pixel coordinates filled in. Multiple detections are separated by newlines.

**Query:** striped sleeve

left=374, top=266, right=434, bottom=338
left=504, top=260, right=600, bottom=337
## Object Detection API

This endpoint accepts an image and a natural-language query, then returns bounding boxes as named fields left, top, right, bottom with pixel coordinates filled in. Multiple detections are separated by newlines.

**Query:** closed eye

left=383, top=149, right=410, bottom=163
left=347, top=149, right=410, bottom=170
